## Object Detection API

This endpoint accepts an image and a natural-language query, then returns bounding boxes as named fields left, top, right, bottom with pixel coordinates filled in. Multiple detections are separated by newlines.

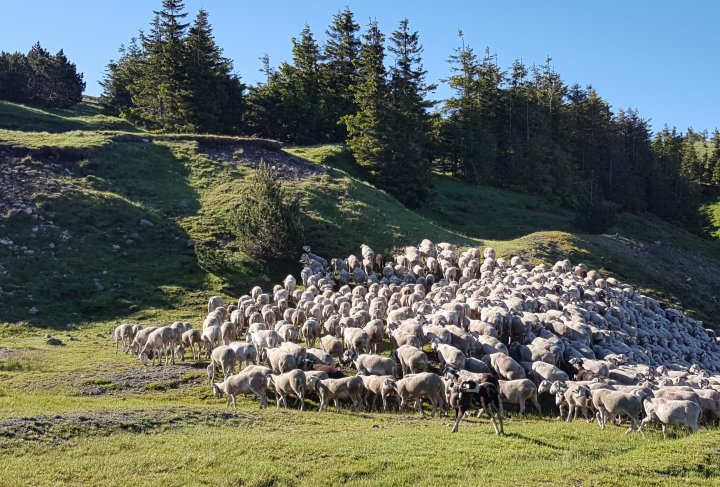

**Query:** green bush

left=232, top=161, right=304, bottom=260
left=573, top=193, right=618, bottom=234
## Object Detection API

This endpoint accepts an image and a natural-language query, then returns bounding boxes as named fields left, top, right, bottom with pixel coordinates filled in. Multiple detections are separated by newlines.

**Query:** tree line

left=0, top=42, right=85, bottom=108
left=3, top=0, right=713, bottom=232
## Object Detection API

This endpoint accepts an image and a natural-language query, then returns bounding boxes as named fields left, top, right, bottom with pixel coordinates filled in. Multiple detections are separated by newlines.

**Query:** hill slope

left=0, top=100, right=719, bottom=328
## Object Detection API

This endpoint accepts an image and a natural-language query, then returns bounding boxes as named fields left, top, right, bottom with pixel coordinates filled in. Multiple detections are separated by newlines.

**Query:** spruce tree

left=322, top=7, right=361, bottom=140
left=342, top=20, right=392, bottom=174
left=128, top=1, right=193, bottom=131
left=385, top=18, right=435, bottom=206
left=186, top=8, right=244, bottom=133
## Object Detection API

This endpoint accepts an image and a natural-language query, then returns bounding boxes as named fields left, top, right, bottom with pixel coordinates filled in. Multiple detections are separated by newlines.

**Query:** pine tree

left=128, top=0, right=193, bottom=131
left=343, top=20, right=392, bottom=176
left=186, top=8, right=244, bottom=133
left=384, top=18, right=435, bottom=206
left=1, top=43, right=85, bottom=108
left=322, top=7, right=361, bottom=140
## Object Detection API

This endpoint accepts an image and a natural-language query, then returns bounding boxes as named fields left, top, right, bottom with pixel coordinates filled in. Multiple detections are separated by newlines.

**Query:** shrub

left=573, top=192, right=618, bottom=234
left=231, top=161, right=304, bottom=260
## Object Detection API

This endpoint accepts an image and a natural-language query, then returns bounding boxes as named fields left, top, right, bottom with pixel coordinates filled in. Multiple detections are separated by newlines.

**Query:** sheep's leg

left=487, top=404, right=500, bottom=435
left=231, top=394, right=238, bottom=414
left=170, top=344, right=175, bottom=365
left=517, top=399, right=525, bottom=420
left=566, top=403, right=575, bottom=422
left=416, top=399, right=425, bottom=417
left=662, top=424, right=667, bottom=440
left=532, top=397, right=542, bottom=418
left=299, top=392, right=305, bottom=411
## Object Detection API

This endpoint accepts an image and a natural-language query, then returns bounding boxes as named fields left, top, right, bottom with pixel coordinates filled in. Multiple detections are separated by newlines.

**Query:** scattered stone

left=66, top=324, right=75, bottom=331
left=95, top=333, right=105, bottom=338
left=28, top=306, right=38, bottom=315
left=94, top=280, right=105, bottom=292
left=112, top=244, right=120, bottom=252
left=178, top=199, right=190, bottom=208
left=139, top=219, right=154, bottom=228
left=186, top=239, right=196, bottom=248
left=125, top=239, right=135, bottom=246
left=130, top=232, right=140, bottom=240
left=24, top=207, right=33, bottom=215
left=48, top=243, right=55, bottom=249
left=46, top=338, right=62, bottom=346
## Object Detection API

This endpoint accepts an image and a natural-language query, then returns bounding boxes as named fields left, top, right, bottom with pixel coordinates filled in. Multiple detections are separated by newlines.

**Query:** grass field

left=2, top=100, right=720, bottom=486
left=1, top=323, right=719, bottom=487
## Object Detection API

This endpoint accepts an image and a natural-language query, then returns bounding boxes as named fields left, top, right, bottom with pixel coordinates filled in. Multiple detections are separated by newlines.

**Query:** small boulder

left=139, top=219, right=154, bottom=228
left=47, top=337, right=63, bottom=346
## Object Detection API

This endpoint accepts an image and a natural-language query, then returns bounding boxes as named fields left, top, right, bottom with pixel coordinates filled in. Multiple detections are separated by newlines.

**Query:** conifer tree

left=342, top=20, right=392, bottom=175
left=322, top=7, right=361, bottom=140
left=384, top=18, right=435, bottom=205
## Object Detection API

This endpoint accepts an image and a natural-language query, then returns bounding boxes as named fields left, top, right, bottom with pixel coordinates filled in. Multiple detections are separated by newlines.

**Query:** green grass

left=703, top=199, right=720, bottom=239
left=1, top=325, right=719, bottom=486
left=0, top=97, right=137, bottom=132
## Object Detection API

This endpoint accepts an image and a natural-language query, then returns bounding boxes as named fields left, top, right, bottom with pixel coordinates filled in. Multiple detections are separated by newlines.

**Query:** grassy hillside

left=1, top=100, right=720, bottom=328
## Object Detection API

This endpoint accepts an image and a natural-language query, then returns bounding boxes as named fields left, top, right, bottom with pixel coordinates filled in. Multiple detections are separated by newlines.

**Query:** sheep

left=212, top=370, right=268, bottom=411
left=360, top=374, right=396, bottom=411
left=228, top=341, right=258, bottom=367
left=499, top=379, right=543, bottom=418
left=139, top=327, right=176, bottom=366
left=431, top=341, right=466, bottom=370
left=320, top=334, right=343, bottom=360
left=342, top=327, right=371, bottom=355
left=385, top=372, right=447, bottom=418
left=390, top=329, right=421, bottom=349
left=248, top=330, right=283, bottom=361
left=393, top=344, right=429, bottom=376
left=485, top=353, right=526, bottom=380
left=181, top=329, right=202, bottom=361
left=208, top=296, right=224, bottom=314
left=640, top=398, right=701, bottom=439
left=301, top=318, right=321, bottom=348
left=129, top=326, right=158, bottom=355
left=276, top=323, right=299, bottom=343
left=266, top=347, right=297, bottom=374
left=317, top=376, right=365, bottom=411
left=305, top=348, right=334, bottom=366
left=267, top=369, right=306, bottom=411
left=113, top=324, right=138, bottom=354
left=284, top=275, right=297, bottom=293
left=343, top=350, right=396, bottom=376
left=201, top=325, right=222, bottom=354
left=591, top=388, right=647, bottom=433
left=364, top=319, right=384, bottom=354
left=206, top=345, right=237, bottom=383
left=558, top=384, right=594, bottom=422
left=220, top=321, right=237, bottom=345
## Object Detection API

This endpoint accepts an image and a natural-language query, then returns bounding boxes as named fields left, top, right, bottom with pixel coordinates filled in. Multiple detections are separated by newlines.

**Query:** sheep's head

left=139, top=352, right=150, bottom=366
left=266, top=375, right=276, bottom=390
left=211, top=382, right=223, bottom=398
left=381, top=378, right=397, bottom=396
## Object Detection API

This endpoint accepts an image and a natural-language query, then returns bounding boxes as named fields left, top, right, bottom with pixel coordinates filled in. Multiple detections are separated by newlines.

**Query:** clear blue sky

left=3, top=0, right=718, bottom=133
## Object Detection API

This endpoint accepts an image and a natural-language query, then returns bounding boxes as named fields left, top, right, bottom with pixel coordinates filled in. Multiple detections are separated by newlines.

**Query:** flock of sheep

left=114, top=240, right=720, bottom=437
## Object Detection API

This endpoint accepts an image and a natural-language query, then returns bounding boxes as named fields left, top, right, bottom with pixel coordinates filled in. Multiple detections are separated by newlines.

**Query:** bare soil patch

left=70, top=362, right=207, bottom=396
left=0, top=408, right=259, bottom=445
left=199, top=142, right=325, bottom=182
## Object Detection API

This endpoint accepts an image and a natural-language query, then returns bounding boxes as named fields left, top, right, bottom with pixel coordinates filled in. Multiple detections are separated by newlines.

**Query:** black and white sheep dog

left=447, top=368, right=505, bottom=434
